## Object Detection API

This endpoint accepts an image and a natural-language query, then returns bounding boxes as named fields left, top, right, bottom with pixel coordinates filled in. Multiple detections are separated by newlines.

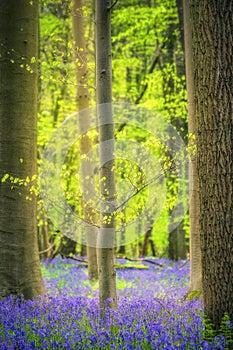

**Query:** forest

left=0, top=0, right=233, bottom=349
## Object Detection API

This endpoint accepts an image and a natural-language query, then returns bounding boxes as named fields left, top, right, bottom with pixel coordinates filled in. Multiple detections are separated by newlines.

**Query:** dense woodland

left=0, top=0, right=233, bottom=348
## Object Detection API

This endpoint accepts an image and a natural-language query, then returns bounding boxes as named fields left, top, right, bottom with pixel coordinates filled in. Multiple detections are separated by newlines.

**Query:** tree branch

left=135, top=43, right=165, bottom=104
left=116, top=43, right=165, bottom=133
left=115, top=163, right=177, bottom=212
left=60, top=254, right=163, bottom=268
left=39, top=238, right=61, bottom=255
left=108, top=0, right=119, bottom=11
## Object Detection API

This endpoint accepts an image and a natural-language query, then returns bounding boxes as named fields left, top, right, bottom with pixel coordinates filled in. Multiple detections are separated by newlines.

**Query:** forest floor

left=0, top=257, right=231, bottom=349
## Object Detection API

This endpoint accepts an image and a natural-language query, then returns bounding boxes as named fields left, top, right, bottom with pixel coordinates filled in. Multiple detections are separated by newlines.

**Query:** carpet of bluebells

left=0, top=256, right=231, bottom=349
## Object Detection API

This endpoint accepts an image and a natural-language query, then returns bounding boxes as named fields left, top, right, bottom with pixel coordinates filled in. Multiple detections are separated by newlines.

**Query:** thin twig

left=115, top=163, right=178, bottom=212
left=39, top=239, right=61, bottom=255
left=135, top=43, right=165, bottom=104
left=178, top=259, right=189, bottom=270
left=42, top=163, right=178, bottom=227
left=154, top=298, right=171, bottom=315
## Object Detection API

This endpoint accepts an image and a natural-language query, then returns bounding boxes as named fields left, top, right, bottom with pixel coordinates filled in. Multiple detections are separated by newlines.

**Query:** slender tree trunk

left=150, top=238, right=156, bottom=257
left=161, top=9, right=187, bottom=261
left=168, top=202, right=187, bottom=260
left=141, top=217, right=154, bottom=257
left=141, top=228, right=152, bottom=257
left=72, top=0, right=98, bottom=279
left=176, top=0, right=185, bottom=53
left=38, top=212, right=50, bottom=259
left=165, top=2, right=188, bottom=263
left=96, top=0, right=117, bottom=309
left=0, top=0, right=45, bottom=299
left=191, top=0, right=233, bottom=328
left=183, top=0, right=202, bottom=292
left=118, top=207, right=126, bottom=255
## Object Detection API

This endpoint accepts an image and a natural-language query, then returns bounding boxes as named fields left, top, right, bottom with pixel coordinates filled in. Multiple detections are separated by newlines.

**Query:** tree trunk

left=38, top=211, right=50, bottom=259
left=72, top=0, right=98, bottom=280
left=168, top=204, right=187, bottom=261
left=118, top=208, right=126, bottom=255
left=96, top=0, right=117, bottom=310
left=0, top=0, right=45, bottom=299
left=150, top=238, right=156, bottom=257
left=191, top=0, right=233, bottom=328
left=183, top=0, right=202, bottom=292
left=60, top=237, right=77, bottom=256
left=160, top=6, right=188, bottom=261
left=141, top=218, right=154, bottom=257
left=176, top=0, right=185, bottom=53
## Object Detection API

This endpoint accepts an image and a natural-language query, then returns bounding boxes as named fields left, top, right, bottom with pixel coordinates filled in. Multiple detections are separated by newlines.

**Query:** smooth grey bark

left=183, top=0, right=202, bottom=292
left=96, top=0, right=117, bottom=309
left=0, top=0, right=45, bottom=299
left=190, top=0, right=233, bottom=328
left=72, top=0, right=98, bottom=280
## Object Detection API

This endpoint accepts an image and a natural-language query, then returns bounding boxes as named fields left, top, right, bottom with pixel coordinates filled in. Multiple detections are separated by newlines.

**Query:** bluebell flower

left=0, top=257, right=229, bottom=349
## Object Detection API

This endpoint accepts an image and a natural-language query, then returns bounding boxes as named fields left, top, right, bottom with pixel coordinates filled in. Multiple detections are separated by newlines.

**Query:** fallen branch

left=60, top=254, right=88, bottom=265
left=123, top=256, right=164, bottom=267
left=60, top=254, right=163, bottom=268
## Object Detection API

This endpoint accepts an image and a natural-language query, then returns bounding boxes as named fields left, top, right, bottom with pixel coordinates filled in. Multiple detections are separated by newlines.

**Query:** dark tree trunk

left=191, top=0, right=233, bottom=328
left=168, top=226, right=187, bottom=260
left=176, top=0, right=185, bottom=53
left=161, top=6, right=188, bottom=261
left=38, top=212, right=50, bottom=259
left=141, top=219, right=154, bottom=257
left=60, top=237, right=77, bottom=256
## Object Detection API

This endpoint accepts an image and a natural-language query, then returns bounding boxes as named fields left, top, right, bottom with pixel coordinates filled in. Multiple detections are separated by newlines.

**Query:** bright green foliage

left=38, top=0, right=188, bottom=257
left=39, top=5, right=75, bottom=147
left=110, top=0, right=188, bottom=256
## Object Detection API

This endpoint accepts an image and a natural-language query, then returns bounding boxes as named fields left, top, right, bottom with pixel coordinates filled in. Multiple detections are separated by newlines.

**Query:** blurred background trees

left=37, top=0, right=189, bottom=261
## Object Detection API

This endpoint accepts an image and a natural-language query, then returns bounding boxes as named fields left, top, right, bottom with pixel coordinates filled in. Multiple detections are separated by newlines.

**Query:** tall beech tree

left=72, top=0, right=98, bottom=280
left=183, top=0, right=202, bottom=293
left=96, top=0, right=117, bottom=309
left=0, top=0, right=45, bottom=299
left=190, top=0, right=233, bottom=327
